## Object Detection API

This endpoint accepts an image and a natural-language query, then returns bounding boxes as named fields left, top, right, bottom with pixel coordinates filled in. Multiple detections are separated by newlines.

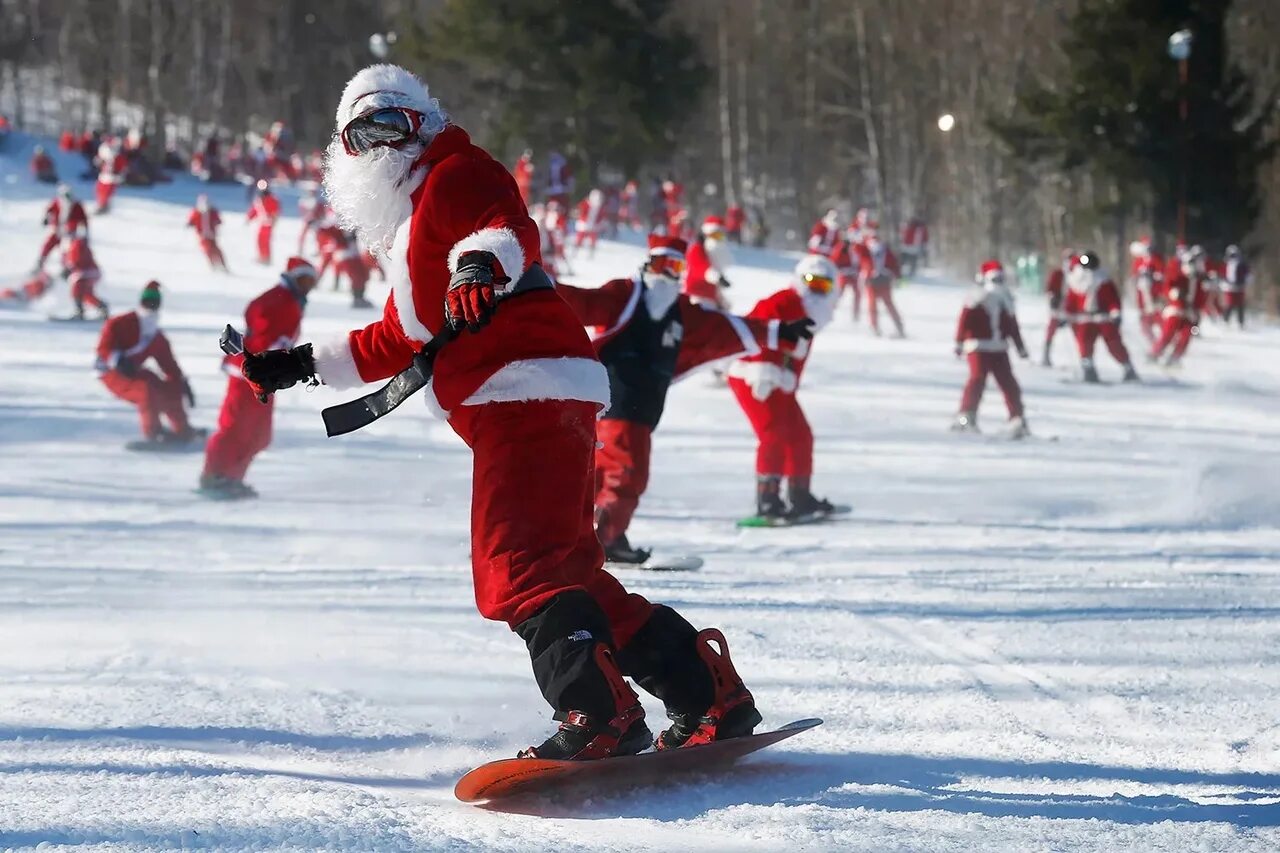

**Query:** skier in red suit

left=200, top=258, right=316, bottom=499
left=30, top=145, right=57, bottom=183
left=513, top=149, right=534, bottom=204
left=829, top=227, right=865, bottom=322
left=807, top=209, right=842, bottom=255
left=727, top=254, right=842, bottom=521
left=1128, top=238, right=1165, bottom=343
left=682, top=215, right=733, bottom=309
left=326, top=229, right=374, bottom=308
left=899, top=217, right=928, bottom=277
left=1063, top=251, right=1139, bottom=383
left=0, top=271, right=53, bottom=305
left=247, top=180, right=281, bottom=264
left=297, top=189, right=329, bottom=255
left=235, top=64, right=760, bottom=761
left=558, top=234, right=812, bottom=563
left=858, top=235, right=904, bottom=336
left=952, top=260, right=1029, bottom=436
left=95, top=282, right=197, bottom=444
left=95, top=141, right=127, bottom=213
left=1219, top=244, right=1250, bottom=328
left=35, top=185, right=89, bottom=272
left=1150, top=247, right=1210, bottom=366
left=187, top=194, right=228, bottom=271
left=62, top=229, right=108, bottom=319
left=1041, top=249, right=1074, bottom=366
left=573, top=188, right=605, bottom=256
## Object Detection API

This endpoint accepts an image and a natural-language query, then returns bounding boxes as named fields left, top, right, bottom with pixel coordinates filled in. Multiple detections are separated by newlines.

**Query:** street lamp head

left=369, top=33, right=389, bottom=59
left=937, top=113, right=956, bottom=133
left=1167, top=29, right=1193, bottom=61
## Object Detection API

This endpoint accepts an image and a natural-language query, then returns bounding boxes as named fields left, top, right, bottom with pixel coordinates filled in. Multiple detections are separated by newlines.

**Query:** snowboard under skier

left=557, top=234, right=814, bottom=564
left=234, top=64, right=761, bottom=760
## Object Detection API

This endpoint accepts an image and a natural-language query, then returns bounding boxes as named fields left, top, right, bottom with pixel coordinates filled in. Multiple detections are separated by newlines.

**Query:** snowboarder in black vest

left=558, top=234, right=814, bottom=563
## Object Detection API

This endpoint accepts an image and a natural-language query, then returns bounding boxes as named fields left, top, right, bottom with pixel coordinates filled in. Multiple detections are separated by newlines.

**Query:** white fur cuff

left=767, top=319, right=780, bottom=351
left=312, top=334, right=365, bottom=390
left=448, top=227, right=526, bottom=293
left=461, top=357, right=610, bottom=409
left=727, top=313, right=762, bottom=356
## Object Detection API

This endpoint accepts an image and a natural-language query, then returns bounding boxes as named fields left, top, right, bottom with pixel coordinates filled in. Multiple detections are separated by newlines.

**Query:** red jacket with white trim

left=727, top=288, right=812, bottom=397
left=858, top=243, right=900, bottom=283
left=187, top=207, right=222, bottom=239
left=682, top=238, right=729, bottom=302
left=1162, top=272, right=1210, bottom=319
left=955, top=287, right=1026, bottom=354
left=807, top=219, right=841, bottom=255
left=1063, top=277, right=1123, bottom=322
left=224, top=281, right=306, bottom=378
left=310, top=125, right=604, bottom=415
left=248, top=194, right=280, bottom=224
left=95, top=311, right=183, bottom=378
left=44, top=199, right=89, bottom=236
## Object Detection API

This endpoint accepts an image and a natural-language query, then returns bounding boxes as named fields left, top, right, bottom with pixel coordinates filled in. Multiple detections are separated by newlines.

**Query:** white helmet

left=795, top=254, right=838, bottom=281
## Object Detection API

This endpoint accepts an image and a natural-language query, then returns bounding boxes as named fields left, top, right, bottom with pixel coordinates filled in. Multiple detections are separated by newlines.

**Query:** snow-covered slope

left=1, top=136, right=1278, bottom=852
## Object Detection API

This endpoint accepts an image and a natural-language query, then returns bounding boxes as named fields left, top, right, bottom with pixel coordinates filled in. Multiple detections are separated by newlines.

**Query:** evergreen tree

left=400, top=0, right=706, bottom=182
left=997, top=0, right=1275, bottom=252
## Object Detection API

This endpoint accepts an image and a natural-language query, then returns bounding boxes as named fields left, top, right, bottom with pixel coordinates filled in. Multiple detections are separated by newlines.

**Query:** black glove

left=114, top=356, right=139, bottom=378
left=241, top=344, right=315, bottom=404
left=777, top=318, right=815, bottom=345
left=718, top=276, right=732, bottom=289
left=446, top=250, right=509, bottom=333
left=1017, top=347, right=1030, bottom=360
left=183, top=378, right=196, bottom=408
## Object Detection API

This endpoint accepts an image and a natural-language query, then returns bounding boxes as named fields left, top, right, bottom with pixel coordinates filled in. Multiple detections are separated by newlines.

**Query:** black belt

left=320, top=263, right=554, bottom=437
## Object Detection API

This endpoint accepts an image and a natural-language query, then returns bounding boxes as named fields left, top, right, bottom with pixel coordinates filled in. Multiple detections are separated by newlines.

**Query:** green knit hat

left=139, top=280, right=162, bottom=309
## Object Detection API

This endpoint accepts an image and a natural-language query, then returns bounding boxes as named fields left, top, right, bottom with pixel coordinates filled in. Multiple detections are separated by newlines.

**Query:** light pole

left=1167, top=29, right=1193, bottom=246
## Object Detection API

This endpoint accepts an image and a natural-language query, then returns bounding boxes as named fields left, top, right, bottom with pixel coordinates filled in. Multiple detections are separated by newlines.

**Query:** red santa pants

left=203, top=378, right=273, bottom=481
left=199, top=237, right=226, bottom=270
left=337, top=257, right=370, bottom=299
left=1221, top=291, right=1245, bottom=326
left=95, top=180, right=116, bottom=212
left=69, top=270, right=104, bottom=311
left=574, top=228, right=599, bottom=252
left=1072, top=321, right=1131, bottom=366
left=840, top=272, right=861, bottom=320
left=101, top=369, right=189, bottom=439
left=38, top=231, right=60, bottom=266
left=448, top=399, right=654, bottom=646
left=593, top=418, right=652, bottom=545
left=728, top=380, right=813, bottom=478
left=1151, top=316, right=1195, bottom=361
left=960, top=352, right=1023, bottom=418
left=866, top=281, right=904, bottom=335
left=256, top=224, right=274, bottom=264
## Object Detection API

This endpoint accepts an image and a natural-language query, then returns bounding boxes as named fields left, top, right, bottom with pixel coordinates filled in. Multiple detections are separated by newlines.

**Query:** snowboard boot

left=950, top=411, right=979, bottom=433
left=1081, top=362, right=1100, bottom=383
left=1122, top=363, right=1142, bottom=382
left=351, top=296, right=374, bottom=309
left=1007, top=415, right=1031, bottom=439
left=1040, top=345, right=1053, bottom=368
left=787, top=477, right=835, bottom=519
left=197, top=473, right=258, bottom=500
left=515, top=590, right=650, bottom=761
left=615, top=606, right=761, bottom=752
left=601, top=532, right=651, bottom=566
left=756, top=475, right=787, bottom=520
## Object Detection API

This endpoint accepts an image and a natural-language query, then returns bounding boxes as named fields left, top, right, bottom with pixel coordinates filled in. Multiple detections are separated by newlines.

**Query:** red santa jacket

left=1162, top=272, right=1210, bottom=319
left=31, top=152, right=56, bottom=180
left=95, top=311, right=183, bottom=378
left=726, top=288, right=812, bottom=397
left=44, top=198, right=89, bottom=236
left=309, top=125, right=605, bottom=416
left=98, top=149, right=127, bottom=185
left=1063, top=277, right=1123, bottom=323
left=807, top=219, right=841, bottom=255
left=955, top=287, right=1026, bottom=354
left=225, top=281, right=306, bottom=378
left=187, top=207, right=222, bottom=240
left=682, top=237, right=729, bottom=302
left=248, top=193, right=281, bottom=224
left=858, top=242, right=901, bottom=283
left=901, top=220, right=928, bottom=250
left=1221, top=258, right=1251, bottom=293
left=63, top=237, right=98, bottom=273
left=1045, top=268, right=1065, bottom=305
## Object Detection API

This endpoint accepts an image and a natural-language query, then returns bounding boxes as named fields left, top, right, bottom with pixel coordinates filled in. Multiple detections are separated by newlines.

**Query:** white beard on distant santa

left=323, top=138, right=426, bottom=253
left=704, top=236, right=733, bottom=273
left=138, top=307, right=159, bottom=336
left=802, top=290, right=837, bottom=330
left=641, top=272, right=680, bottom=318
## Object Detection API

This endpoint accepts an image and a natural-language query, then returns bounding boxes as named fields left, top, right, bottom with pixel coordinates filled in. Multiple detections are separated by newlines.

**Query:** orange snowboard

left=454, top=718, right=822, bottom=803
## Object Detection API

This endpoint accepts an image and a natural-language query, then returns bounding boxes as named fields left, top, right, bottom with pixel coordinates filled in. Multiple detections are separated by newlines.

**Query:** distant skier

left=95, top=281, right=198, bottom=446
left=807, top=209, right=842, bottom=255
left=297, top=188, right=328, bottom=255
left=0, top=271, right=53, bottom=305
left=513, top=149, right=534, bottom=204
left=247, top=180, right=280, bottom=264
left=1041, top=248, right=1073, bottom=366
left=235, top=64, right=761, bottom=760
left=557, top=234, right=813, bottom=563
left=573, top=188, right=605, bottom=257
left=62, top=227, right=108, bottom=320
left=35, top=185, right=88, bottom=272
left=30, top=145, right=57, bottom=183
left=1064, top=251, right=1139, bottom=383
left=186, top=194, right=228, bottom=271
left=727, top=254, right=841, bottom=521
left=94, top=140, right=127, bottom=213
left=952, top=260, right=1029, bottom=437
left=200, top=258, right=316, bottom=499
left=1128, top=238, right=1165, bottom=343
left=1219, top=244, right=1250, bottom=328
left=682, top=215, right=733, bottom=309
left=1150, top=246, right=1209, bottom=367
left=899, top=216, right=929, bottom=277
left=859, top=235, right=904, bottom=337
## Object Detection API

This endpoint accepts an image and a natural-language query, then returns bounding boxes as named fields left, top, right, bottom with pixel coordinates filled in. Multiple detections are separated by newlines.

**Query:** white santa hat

left=794, top=253, right=838, bottom=282
left=334, top=64, right=446, bottom=135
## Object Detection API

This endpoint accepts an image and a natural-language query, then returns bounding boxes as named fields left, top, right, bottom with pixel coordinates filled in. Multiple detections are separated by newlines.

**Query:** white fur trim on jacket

left=460, top=357, right=610, bottom=409
left=727, top=360, right=797, bottom=400
left=722, top=310, right=762, bottom=357
left=386, top=217, right=433, bottom=345
left=766, top=319, right=780, bottom=351
left=448, top=227, right=526, bottom=293
left=313, top=334, right=365, bottom=391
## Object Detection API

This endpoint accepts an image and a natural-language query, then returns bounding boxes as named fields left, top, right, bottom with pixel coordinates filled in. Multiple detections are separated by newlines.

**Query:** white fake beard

left=323, top=138, right=424, bottom=252
left=641, top=273, right=679, bottom=318
left=802, top=290, right=837, bottom=330
left=138, top=307, right=159, bottom=336
left=704, top=237, right=733, bottom=271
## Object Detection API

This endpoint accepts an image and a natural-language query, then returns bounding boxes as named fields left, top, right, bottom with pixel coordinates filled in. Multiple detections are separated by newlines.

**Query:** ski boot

left=787, top=477, right=835, bottom=519
left=1081, top=362, right=1100, bottom=383
left=1007, top=415, right=1031, bottom=439
left=655, top=629, right=762, bottom=750
left=602, top=532, right=651, bottom=565
left=756, top=475, right=788, bottom=521
left=197, top=473, right=258, bottom=500
left=1122, top=363, right=1142, bottom=382
left=1040, top=346, right=1053, bottom=368
left=950, top=410, right=980, bottom=433
left=351, top=296, right=374, bottom=309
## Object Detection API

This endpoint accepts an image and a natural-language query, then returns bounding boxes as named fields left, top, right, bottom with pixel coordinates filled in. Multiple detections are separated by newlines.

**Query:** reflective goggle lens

left=341, top=108, right=417, bottom=154
left=804, top=274, right=834, bottom=294
left=650, top=256, right=686, bottom=277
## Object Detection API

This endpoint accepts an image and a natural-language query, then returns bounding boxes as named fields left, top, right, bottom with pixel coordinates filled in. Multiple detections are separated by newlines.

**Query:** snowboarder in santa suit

left=247, top=180, right=281, bottom=265
left=1219, top=244, right=1250, bottom=328
left=682, top=215, right=734, bottom=310
left=200, top=258, right=317, bottom=499
left=95, top=281, right=199, bottom=445
left=35, top=184, right=88, bottom=272
left=62, top=227, right=108, bottom=320
left=727, top=254, right=842, bottom=521
left=1150, top=246, right=1210, bottom=366
left=187, top=194, right=228, bottom=272
left=1041, top=248, right=1073, bottom=366
left=95, top=140, right=127, bottom=213
left=1128, top=238, right=1165, bottom=343
left=952, top=260, right=1030, bottom=437
left=807, top=209, right=842, bottom=255
left=858, top=234, right=905, bottom=337
left=899, top=216, right=928, bottom=278
left=1063, top=251, right=1140, bottom=383
left=557, top=234, right=815, bottom=564
left=30, top=144, right=58, bottom=183
left=235, top=64, right=761, bottom=760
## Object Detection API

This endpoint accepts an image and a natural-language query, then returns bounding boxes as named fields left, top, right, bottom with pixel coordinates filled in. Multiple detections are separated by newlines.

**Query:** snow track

left=1, top=135, right=1278, bottom=850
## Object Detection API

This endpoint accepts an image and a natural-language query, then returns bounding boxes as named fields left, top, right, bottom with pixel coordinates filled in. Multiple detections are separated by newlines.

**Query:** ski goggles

left=339, top=107, right=424, bottom=155
left=647, top=252, right=686, bottom=279
left=802, top=273, right=835, bottom=294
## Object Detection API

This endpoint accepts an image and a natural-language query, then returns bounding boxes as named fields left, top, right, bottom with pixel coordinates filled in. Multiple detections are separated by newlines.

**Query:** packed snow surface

left=1, top=137, right=1278, bottom=851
